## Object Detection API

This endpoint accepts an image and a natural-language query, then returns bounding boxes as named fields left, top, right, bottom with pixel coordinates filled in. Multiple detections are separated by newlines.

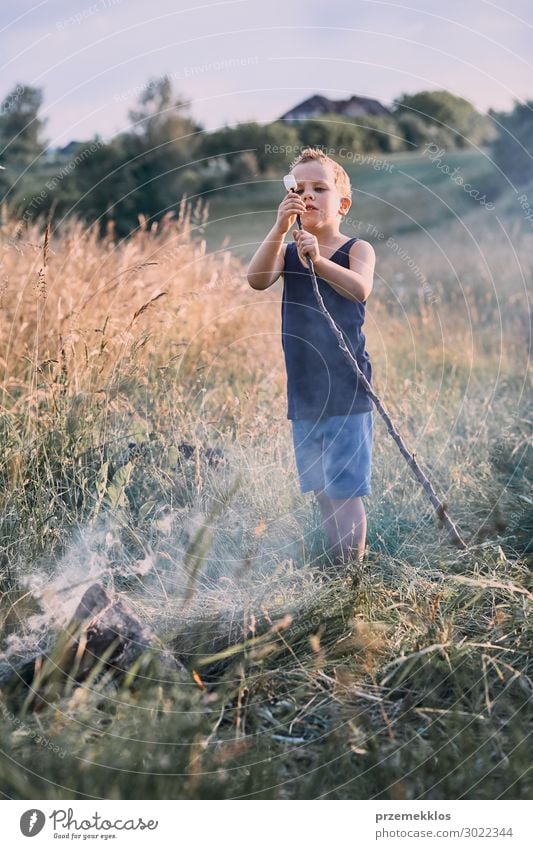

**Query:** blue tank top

left=281, top=237, right=374, bottom=420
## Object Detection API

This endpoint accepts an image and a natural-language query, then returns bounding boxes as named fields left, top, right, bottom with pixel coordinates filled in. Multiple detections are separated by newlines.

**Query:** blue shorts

left=291, top=412, right=373, bottom=499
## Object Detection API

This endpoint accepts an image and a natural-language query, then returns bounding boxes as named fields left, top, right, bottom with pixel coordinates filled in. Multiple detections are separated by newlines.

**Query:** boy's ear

left=339, top=196, right=351, bottom=216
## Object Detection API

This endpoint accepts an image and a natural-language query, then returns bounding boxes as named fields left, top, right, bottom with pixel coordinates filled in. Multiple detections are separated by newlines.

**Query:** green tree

left=199, top=121, right=300, bottom=177
left=352, top=115, right=407, bottom=153
left=0, top=83, right=48, bottom=203
left=393, top=90, right=494, bottom=148
left=396, top=113, right=434, bottom=150
left=122, top=76, right=203, bottom=224
left=296, top=117, right=367, bottom=152
left=295, top=115, right=408, bottom=155
left=488, top=100, right=533, bottom=187
left=127, top=75, right=200, bottom=155
left=0, top=84, right=48, bottom=165
left=59, top=76, right=204, bottom=235
left=227, top=150, right=260, bottom=184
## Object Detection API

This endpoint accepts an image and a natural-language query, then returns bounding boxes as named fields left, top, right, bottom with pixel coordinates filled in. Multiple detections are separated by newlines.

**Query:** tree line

left=0, top=76, right=531, bottom=237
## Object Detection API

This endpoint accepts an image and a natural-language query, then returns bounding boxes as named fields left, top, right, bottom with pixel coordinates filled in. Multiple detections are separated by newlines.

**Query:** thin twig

left=298, top=231, right=467, bottom=550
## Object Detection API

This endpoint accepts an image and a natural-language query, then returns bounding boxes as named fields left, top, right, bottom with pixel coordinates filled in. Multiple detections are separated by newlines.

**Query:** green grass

left=0, top=170, right=531, bottom=800
left=202, top=149, right=508, bottom=261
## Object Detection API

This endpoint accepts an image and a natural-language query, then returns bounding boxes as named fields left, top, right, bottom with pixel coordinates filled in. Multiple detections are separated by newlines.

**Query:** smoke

left=0, top=467, right=320, bottom=676
left=23, top=521, right=116, bottom=626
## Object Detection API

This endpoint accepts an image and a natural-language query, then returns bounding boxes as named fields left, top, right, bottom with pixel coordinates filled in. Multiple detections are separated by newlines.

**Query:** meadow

left=0, top=149, right=531, bottom=800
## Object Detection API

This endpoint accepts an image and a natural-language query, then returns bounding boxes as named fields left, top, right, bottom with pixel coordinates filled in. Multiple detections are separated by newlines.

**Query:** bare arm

left=296, top=236, right=375, bottom=303
left=247, top=190, right=307, bottom=290
left=246, top=225, right=287, bottom=290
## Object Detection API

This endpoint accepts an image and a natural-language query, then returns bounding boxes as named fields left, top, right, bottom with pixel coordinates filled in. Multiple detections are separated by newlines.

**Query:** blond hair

left=289, top=147, right=352, bottom=199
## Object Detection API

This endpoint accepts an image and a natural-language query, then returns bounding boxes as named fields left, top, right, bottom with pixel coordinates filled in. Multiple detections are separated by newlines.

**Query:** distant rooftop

left=280, top=94, right=392, bottom=122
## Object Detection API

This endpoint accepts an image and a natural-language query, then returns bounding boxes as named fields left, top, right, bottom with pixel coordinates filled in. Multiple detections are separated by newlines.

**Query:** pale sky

left=2, top=0, right=533, bottom=147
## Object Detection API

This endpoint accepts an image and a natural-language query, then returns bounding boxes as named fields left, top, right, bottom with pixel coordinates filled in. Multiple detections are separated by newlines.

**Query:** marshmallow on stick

left=283, top=174, right=303, bottom=233
left=283, top=174, right=297, bottom=192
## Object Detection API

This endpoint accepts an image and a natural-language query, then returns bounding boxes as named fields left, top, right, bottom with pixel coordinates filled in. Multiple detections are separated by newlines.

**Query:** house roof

left=280, top=94, right=392, bottom=120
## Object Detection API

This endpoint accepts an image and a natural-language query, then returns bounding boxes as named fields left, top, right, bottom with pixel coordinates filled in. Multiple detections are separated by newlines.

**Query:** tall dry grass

left=0, top=202, right=531, bottom=800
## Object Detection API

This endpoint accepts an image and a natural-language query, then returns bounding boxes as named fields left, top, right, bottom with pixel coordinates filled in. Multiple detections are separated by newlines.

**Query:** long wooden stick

left=293, top=213, right=467, bottom=551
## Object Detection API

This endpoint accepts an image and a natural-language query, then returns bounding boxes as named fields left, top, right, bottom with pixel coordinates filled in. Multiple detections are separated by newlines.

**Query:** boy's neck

left=305, top=223, right=346, bottom=249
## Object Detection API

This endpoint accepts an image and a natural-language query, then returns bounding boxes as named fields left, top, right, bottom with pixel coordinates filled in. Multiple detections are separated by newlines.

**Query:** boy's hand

left=275, top=191, right=306, bottom=234
left=293, top=229, right=320, bottom=265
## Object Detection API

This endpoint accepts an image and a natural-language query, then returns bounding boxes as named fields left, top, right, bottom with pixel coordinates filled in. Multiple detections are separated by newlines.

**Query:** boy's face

left=291, top=161, right=351, bottom=230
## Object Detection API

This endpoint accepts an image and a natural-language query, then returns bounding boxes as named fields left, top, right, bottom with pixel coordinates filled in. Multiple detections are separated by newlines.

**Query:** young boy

left=247, top=148, right=375, bottom=567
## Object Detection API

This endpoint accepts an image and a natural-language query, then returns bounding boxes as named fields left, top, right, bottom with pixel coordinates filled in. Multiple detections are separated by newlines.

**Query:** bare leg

left=315, top=489, right=367, bottom=564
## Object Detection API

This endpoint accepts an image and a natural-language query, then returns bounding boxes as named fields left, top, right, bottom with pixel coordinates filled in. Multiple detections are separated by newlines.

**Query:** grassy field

left=203, top=148, right=507, bottom=261
left=0, top=150, right=531, bottom=800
